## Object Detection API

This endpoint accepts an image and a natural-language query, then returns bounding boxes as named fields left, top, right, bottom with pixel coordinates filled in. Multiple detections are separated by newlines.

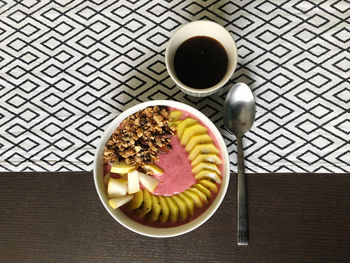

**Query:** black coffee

left=174, top=36, right=228, bottom=90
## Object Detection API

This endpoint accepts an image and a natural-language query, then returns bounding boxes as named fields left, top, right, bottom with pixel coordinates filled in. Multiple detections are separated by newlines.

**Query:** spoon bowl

left=223, top=83, right=255, bottom=136
left=223, top=83, right=256, bottom=245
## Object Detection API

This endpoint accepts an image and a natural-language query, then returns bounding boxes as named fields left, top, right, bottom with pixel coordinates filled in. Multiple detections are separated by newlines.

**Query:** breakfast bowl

left=94, top=100, right=230, bottom=238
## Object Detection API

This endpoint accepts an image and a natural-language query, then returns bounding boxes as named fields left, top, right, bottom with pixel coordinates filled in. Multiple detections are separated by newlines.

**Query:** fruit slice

left=143, top=164, right=163, bottom=175
left=185, top=134, right=213, bottom=152
left=199, top=179, right=218, bottom=194
left=108, top=195, right=133, bottom=209
left=192, top=162, right=221, bottom=175
left=138, top=172, right=159, bottom=193
left=107, top=177, right=127, bottom=198
left=177, top=118, right=198, bottom=139
left=126, top=190, right=143, bottom=210
left=180, top=124, right=208, bottom=146
left=191, top=153, right=222, bottom=167
left=194, top=183, right=211, bottom=199
left=169, top=110, right=182, bottom=121
left=159, top=196, right=170, bottom=223
left=172, top=195, right=188, bottom=221
left=127, top=169, right=140, bottom=194
left=104, top=172, right=111, bottom=186
left=135, top=189, right=152, bottom=218
left=189, top=143, right=220, bottom=161
left=149, top=195, right=161, bottom=222
left=166, top=196, right=179, bottom=223
left=178, top=193, right=195, bottom=216
left=110, top=161, right=135, bottom=174
left=188, top=187, right=208, bottom=204
left=195, top=169, right=222, bottom=184
left=183, top=189, right=203, bottom=208
left=169, top=121, right=180, bottom=128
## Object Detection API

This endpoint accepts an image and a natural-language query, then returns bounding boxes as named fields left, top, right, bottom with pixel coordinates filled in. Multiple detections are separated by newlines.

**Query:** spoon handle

left=236, top=136, right=249, bottom=245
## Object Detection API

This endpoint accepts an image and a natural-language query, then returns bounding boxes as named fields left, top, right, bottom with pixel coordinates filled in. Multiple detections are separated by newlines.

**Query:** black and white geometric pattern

left=0, top=0, right=349, bottom=172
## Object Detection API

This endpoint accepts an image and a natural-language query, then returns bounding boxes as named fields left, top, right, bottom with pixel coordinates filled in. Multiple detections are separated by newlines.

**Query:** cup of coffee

left=165, top=20, right=237, bottom=97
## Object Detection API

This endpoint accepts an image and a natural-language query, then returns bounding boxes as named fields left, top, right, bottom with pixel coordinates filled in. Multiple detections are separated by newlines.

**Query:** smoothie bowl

left=94, top=100, right=229, bottom=237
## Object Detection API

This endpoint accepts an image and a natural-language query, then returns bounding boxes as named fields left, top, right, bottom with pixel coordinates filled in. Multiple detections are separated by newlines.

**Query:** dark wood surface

left=0, top=172, right=349, bottom=263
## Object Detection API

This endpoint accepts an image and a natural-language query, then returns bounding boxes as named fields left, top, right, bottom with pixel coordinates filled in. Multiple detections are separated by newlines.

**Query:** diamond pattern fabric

left=0, top=0, right=349, bottom=172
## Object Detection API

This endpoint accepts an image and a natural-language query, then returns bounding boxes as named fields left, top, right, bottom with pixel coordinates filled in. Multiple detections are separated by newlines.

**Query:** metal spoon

left=223, top=83, right=256, bottom=245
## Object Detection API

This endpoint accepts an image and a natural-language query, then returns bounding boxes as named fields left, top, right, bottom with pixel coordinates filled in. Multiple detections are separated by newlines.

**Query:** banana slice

left=108, top=195, right=133, bottom=209
left=180, top=124, right=207, bottom=146
left=185, top=134, right=213, bottom=152
left=199, top=179, right=218, bottom=194
left=169, top=110, right=183, bottom=121
left=159, top=196, right=170, bottom=223
left=195, top=169, right=221, bottom=184
left=171, top=195, right=188, bottom=221
left=135, top=189, right=152, bottom=218
left=107, top=177, right=127, bottom=198
left=189, top=143, right=220, bottom=161
left=127, top=169, right=140, bottom=194
left=177, top=118, right=198, bottom=139
left=192, top=162, right=221, bottom=175
left=143, top=164, right=163, bottom=175
left=183, top=189, right=203, bottom=208
left=126, top=190, right=143, bottom=210
left=194, top=183, right=211, bottom=199
left=110, top=161, right=135, bottom=174
left=149, top=195, right=161, bottom=222
left=191, top=153, right=222, bottom=167
left=166, top=196, right=179, bottom=223
left=138, top=172, right=159, bottom=192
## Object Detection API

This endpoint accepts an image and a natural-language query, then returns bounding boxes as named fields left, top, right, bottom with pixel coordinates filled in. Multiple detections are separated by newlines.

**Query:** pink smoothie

left=152, top=135, right=196, bottom=196
left=151, top=107, right=223, bottom=197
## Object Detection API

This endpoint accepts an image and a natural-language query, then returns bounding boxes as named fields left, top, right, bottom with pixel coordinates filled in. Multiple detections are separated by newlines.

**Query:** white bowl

left=165, top=20, right=237, bottom=97
left=93, top=100, right=230, bottom=238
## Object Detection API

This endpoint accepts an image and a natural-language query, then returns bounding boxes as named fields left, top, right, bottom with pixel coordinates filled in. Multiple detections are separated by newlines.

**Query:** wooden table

left=1, top=172, right=349, bottom=263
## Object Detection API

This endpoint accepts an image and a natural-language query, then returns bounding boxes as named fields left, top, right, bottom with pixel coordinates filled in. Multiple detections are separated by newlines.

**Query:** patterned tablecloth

left=0, top=0, right=349, bottom=172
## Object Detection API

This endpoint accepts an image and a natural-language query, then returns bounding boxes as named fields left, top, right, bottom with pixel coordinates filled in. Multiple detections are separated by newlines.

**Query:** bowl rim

left=93, top=100, right=230, bottom=238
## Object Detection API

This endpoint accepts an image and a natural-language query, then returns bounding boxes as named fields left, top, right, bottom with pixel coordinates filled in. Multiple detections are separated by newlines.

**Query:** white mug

left=165, top=20, right=237, bottom=97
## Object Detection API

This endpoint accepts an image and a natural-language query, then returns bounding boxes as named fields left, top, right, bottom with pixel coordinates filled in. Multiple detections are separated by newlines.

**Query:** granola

left=104, top=106, right=175, bottom=167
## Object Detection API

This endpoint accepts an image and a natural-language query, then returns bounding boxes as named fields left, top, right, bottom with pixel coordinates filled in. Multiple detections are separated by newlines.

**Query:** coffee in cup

left=165, top=20, right=237, bottom=97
